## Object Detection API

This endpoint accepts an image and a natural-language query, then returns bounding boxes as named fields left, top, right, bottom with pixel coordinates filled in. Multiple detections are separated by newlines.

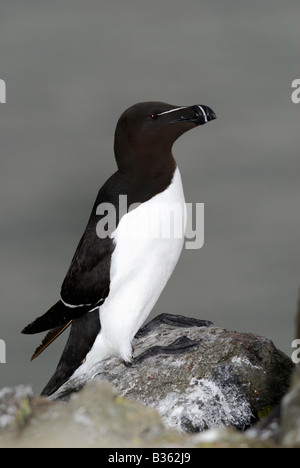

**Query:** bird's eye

left=150, top=114, right=158, bottom=120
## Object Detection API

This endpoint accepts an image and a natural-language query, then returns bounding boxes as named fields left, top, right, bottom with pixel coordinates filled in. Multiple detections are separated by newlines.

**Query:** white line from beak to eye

left=197, top=105, right=208, bottom=123
left=156, top=106, right=188, bottom=116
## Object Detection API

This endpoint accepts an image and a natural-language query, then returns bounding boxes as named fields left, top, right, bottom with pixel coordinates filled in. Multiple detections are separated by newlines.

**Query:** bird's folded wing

left=22, top=176, right=121, bottom=337
left=60, top=228, right=114, bottom=308
left=21, top=300, right=91, bottom=334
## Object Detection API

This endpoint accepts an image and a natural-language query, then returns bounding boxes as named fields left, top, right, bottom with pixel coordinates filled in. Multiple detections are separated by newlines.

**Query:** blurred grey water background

left=0, top=0, right=299, bottom=393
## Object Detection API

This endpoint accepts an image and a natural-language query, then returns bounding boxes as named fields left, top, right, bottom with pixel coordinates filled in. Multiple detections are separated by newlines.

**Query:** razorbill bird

left=22, top=101, right=216, bottom=396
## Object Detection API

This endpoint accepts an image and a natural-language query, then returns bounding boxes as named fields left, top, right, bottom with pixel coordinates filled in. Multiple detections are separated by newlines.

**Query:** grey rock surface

left=280, top=367, right=300, bottom=446
left=0, top=381, right=279, bottom=448
left=279, top=295, right=300, bottom=447
left=0, top=382, right=183, bottom=448
left=51, top=319, right=294, bottom=433
left=0, top=385, right=34, bottom=430
left=0, top=318, right=295, bottom=447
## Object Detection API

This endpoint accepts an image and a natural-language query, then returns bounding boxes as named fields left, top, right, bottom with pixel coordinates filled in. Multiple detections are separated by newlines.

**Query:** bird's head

left=114, top=101, right=216, bottom=173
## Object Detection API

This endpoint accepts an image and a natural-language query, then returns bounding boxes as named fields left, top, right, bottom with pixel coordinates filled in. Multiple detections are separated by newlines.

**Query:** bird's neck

left=115, top=149, right=177, bottom=202
left=116, top=141, right=175, bottom=170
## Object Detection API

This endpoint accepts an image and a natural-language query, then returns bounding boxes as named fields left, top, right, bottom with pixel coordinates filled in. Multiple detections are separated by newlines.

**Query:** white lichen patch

left=155, top=377, right=253, bottom=432
left=231, top=356, right=263, bottom=370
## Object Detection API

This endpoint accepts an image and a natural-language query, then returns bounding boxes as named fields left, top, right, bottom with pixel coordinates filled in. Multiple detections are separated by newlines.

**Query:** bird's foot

left=123, top=314, right=211, bottom=368
left=127, top=336, right=202, bottom=367
left=135, top=313, right=212, bottom=339
left=123, top=360, right=133, bottom=368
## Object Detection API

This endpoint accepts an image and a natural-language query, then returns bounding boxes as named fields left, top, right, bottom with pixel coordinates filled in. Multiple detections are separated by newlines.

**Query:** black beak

left=189, top=105, right=217, bottom=126
left=169, top=105, right=216, bottom=126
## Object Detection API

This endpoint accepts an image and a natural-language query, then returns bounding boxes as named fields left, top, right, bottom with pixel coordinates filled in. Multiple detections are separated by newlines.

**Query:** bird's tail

left=29, top=322, right=72, bottom=361
left=22, top=300, right=91, bottom=335
left=22, top=300, right=94, bottom=361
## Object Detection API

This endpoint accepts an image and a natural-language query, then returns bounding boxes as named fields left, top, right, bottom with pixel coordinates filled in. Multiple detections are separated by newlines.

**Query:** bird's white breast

left=74, top=166, right=187, bottom=376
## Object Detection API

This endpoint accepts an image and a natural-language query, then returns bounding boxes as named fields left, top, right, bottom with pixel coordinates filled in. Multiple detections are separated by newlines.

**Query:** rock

left=192, top=426, right=278, bottom=448
left=0, top=316, right=294, bottom=447
left=51, top=316, right=294, bottom=433
left=0, top=382, right=188, bottom=448
left=278, top=367, right=300, bottom=446
left=279, top=296, right=300, bottom=446
left=0, top=385, right=34, bottom=430
left=0, top=381, right=279, bottom=448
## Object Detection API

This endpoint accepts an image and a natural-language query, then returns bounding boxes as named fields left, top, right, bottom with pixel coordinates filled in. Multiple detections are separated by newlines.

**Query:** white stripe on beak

left=197, top=105, right=208, bottom=123
left=157, top=106, right=188, bottom=116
